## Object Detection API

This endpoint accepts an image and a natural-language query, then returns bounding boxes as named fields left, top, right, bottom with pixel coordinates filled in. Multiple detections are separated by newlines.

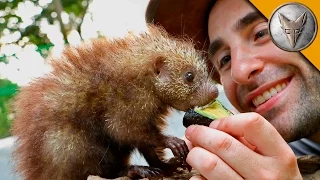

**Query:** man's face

left=207, top=0, right=320, bottom=142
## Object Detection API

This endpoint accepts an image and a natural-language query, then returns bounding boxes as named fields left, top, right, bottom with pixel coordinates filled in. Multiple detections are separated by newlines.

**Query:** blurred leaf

left=21, top=25, right=50, bottom=45
left=0, top=78, right=18, bottom=138
left=0, top=79, right=19, bottom=97
left=0, top=0, right=23, bottom=10
left=36, top=43, right=54, bottom=57
left=0, top=55, right=8, bottom=64
left=64, top=2, right=85, bottom=16
left=4, top=14, right=23, bottom=22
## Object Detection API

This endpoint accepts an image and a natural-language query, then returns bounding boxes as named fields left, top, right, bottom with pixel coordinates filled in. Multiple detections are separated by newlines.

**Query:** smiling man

left=206, top=0, right=320, bottom=143
left=146, top=0, right=320, bottom=179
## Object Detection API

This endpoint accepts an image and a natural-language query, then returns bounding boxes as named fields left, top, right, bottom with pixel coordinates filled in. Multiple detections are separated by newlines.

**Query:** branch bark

left=76, top=0, right=93, bottom=40
left=86, top=155, right=320, bottom=180
left=53, top=0, right=69, bottom=43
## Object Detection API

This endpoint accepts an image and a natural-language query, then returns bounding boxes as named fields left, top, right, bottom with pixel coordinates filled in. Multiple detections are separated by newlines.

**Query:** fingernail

left=210, top=120, right=220, bottom=129
left=185, top=125, right=196, bottom=139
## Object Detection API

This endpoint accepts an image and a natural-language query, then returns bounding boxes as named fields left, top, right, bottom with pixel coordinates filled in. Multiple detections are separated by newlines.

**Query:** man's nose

left=230, top=46, right=264, bottom=84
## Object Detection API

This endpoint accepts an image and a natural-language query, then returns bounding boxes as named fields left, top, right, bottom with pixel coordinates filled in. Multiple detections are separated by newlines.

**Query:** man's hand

left=185, top=112, right=302, bottom=180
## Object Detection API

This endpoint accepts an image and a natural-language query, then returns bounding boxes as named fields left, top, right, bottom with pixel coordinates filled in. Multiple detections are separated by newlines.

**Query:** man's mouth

left=252, top=82, right=289, bottom=107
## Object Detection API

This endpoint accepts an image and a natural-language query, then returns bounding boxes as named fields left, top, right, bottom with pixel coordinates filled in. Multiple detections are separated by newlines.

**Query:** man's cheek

left=223, top=82, right=238, bottom=106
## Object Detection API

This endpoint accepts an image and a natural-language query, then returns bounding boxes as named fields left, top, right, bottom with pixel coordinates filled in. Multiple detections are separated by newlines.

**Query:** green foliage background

left=0, top=78, right=18, bottom=138
left=0, top=44, right=52, bottom=139
left=0, top=0, right=91, bottom=45
left=0, top=0, right=91, bottom=139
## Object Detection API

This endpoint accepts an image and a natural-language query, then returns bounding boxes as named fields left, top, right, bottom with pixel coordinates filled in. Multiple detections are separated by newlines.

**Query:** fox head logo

left=278, top=12, right=307, bottom=48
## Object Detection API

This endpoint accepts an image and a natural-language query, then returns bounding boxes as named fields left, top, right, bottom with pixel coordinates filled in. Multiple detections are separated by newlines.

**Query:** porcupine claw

left=164, top=136, right=190, bottom=171
left=185, top=163, right=192, bottom=172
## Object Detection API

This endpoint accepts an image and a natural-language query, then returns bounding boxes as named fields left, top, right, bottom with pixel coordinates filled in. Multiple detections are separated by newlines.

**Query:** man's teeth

left=253, top=83, right=288, bottom=107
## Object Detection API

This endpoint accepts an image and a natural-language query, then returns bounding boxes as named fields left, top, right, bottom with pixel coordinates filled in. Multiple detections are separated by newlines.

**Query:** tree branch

left=76, top=0, right=93, bottom=40
left=53, top=0, right=68, bottom=43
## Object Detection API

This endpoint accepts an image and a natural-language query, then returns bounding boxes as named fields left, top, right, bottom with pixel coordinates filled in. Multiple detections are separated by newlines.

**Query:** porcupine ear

left=154, top=56, right=169, bottom=82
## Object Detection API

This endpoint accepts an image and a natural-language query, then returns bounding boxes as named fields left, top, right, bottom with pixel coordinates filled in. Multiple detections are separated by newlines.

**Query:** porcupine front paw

left=124, top=165, right=164, bottom=179
left=164, top=136, right=192, bottom=172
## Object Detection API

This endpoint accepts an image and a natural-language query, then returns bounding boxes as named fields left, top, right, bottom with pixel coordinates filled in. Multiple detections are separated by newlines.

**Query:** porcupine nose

left=207, top=84, right=219, bottom=102
left=189, top=79, right=219, bottom=108
left=195, top=82, right=219, bottom=107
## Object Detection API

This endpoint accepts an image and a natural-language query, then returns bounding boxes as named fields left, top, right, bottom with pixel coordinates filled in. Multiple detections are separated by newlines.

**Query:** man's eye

left=254, top=29, right=269, bottom=41
left=219, top=55, right=231, bottom=70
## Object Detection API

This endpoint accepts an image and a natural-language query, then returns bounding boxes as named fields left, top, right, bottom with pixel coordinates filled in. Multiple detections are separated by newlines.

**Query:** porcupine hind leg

left=118, top=165, right=163, bottom=179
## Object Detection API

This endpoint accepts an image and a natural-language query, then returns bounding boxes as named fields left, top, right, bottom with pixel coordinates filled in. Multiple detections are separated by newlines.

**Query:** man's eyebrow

left=207, top=12, right=265, bottom=57
left=233, top=11, right=266, bottom=32
left=208, top=38, right=223, bottom=57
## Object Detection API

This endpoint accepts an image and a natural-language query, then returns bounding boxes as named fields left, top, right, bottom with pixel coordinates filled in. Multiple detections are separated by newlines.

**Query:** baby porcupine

left=11, top=25, right=218, bottom=180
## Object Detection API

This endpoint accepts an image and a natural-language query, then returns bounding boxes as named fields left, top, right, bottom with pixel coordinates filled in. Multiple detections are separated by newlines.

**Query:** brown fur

left=11, top=25, right=218, bottom=180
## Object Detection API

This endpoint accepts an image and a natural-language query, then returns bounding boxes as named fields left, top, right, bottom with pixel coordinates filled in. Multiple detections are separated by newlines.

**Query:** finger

left=205, top=122, right=257, bottom=151
left=186, top=125, right=263, bottom=177
left=187, top=147, right=243, bottom=180
left=209, top=112, right=290, bottom=157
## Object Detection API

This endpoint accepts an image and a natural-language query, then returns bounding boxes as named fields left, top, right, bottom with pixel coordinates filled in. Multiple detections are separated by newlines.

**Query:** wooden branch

left=87, top=168, right=200, bottom=180
left=53, top=0, right=68, bottom=43
left=76, top=0, right=93, bottom=40
left=297, top=155, right=320, bottom=174
left=87, top=155, right=320, bottom=180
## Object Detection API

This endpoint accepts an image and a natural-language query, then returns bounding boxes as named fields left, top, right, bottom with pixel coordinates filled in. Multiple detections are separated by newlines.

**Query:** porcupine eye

left=184, top=72, right=194, bottom=83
